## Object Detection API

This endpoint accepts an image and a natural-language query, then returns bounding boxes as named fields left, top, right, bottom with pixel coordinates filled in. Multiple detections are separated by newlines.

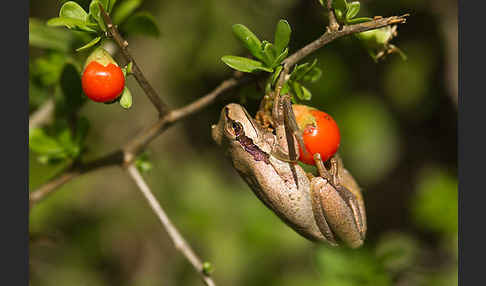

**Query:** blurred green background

left=29, top=0, right=457, bottom=285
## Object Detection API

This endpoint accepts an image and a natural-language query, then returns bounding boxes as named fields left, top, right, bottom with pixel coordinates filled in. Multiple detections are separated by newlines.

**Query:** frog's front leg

left=310, top=153, right=366, bottom=248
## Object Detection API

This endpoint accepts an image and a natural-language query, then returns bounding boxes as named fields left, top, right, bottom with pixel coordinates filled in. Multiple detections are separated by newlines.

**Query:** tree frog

left=211, top=103, right=366, bottom=248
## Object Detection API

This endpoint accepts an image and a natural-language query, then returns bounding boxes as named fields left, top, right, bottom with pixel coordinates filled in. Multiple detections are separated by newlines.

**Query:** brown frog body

left=212, top=103, right=366, bottom=248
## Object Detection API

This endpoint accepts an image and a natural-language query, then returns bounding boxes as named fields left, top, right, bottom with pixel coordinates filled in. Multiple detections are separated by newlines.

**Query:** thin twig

left=98, top=4, right=169, bottom=116
left=29, top=99, right=55, bottom=130
left=123, top=77, right=243, bottom=161
left=29, top=170, right=79, bottom=208
left=275, top=14, right=408, bottom=97
left=283, top=14, right=408, bottom=67
left=126, top=164, right=216, bottom=286
left=29, top=151, right=124, bottom=208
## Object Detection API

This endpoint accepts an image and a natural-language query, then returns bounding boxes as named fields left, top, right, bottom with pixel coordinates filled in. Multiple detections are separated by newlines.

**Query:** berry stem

left=98, top=4, right=169, bottom=117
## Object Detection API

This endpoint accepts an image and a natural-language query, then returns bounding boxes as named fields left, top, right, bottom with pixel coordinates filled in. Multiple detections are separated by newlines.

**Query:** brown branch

left=98, top=4, right=169, bottom=116
left=123, top=77, right=243, bottom=161
left=29, top=170, right=79, bottom=208
left=283, top=14, right=408, bottom=68
left=30, top=13, right=408, bottom=208
left=29, top=151, right=124, bottom=208
left=126, top=164, right=216, bottom=286
left=29, top=77, right=246, bottom=207
left=327, top=0, right=339, bottom=32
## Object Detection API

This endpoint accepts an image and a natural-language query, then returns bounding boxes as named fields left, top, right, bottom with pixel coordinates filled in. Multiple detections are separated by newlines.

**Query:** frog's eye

left=232, top=121, right=243, bottom=136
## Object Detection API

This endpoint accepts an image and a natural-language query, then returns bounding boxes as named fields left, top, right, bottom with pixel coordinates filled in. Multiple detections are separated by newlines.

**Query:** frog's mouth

left=225, top=107, right=270, bottom=164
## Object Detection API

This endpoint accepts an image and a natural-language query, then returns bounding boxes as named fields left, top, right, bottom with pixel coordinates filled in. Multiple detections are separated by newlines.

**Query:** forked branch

left=29, top=77, right=245, bottom=207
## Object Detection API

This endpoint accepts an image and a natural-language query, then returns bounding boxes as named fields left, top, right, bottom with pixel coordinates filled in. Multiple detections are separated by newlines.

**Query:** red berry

left=82, top=61, right=125, bottom=103
left=292, top=104, right=340, bottom=165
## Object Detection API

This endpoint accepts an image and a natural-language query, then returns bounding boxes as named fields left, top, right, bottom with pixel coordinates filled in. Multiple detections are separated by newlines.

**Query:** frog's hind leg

left=312, top=153, right=365, bottom=248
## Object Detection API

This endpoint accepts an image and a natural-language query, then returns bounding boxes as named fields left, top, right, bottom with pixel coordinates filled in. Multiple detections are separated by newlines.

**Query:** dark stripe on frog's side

left=236, top=134, right=270, bottom=164
left=225, top=107, right=270, bottom=164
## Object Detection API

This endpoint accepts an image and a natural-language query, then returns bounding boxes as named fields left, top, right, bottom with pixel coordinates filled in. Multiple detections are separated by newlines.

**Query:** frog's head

left=211, top=103, right=261, bottom=146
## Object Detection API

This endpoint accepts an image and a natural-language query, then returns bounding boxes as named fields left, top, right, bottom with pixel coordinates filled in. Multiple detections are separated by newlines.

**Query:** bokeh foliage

left=29, top=0, right=457, bottom=285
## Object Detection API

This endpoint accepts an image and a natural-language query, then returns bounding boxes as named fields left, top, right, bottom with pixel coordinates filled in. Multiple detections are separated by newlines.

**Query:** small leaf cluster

left=221, top=20, right=291, bottom=73
left=47, top=0, right=160, bottom=52
left=30, top=118, right=90, bottom=164
left=268, top=59, right=322, bottom=101
left=222, top=20, right=322, bottom=102
left=319, top=0, right=405, bottom=62
left=329, top=0, right=372, bottom=25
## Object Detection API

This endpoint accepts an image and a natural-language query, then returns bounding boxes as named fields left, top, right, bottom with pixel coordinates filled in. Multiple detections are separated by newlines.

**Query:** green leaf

left=221, top=55, right=272, bottom=73
left=288, top=78, right=312, bottom=100
left=59, top=1, right=89, bottom=22
left=272, top=47, right=288, bottom=67
left=120, top=11, right=160, bottom=37
left=112, top=0, right=142, bottom=24
left=290, top=59, right=318, bottom=81
left=262, top=41, right=276, bottom=67
left=47, top=17, right=98, bottom=33
left=334, top=9, right=344, bottom=21
left=346, top=1, right=360, bottom=20
left=300, top=85, right=312, bottom=100
left=346, top=17, right=373, bottom=24
left=89, top=0, right=107, bottom=31
left=29, top=18, right=74, bottom=52
left=29, top=128, right=65, bottom=157
left=318, top=0, right=325, bottom=6
left=119, top=87, right=133, bottom=109
left=291, top=63, right=310, bottom=81
left=332, top=0, right=348, bottom=12
left=291, top=81, right=304, bottom=100
left=232, top=24, right=264, bottom=61
left=302, top=66, right=322, bottom=83
left=273, top=19, right=291, bottom=54
left=75, top=36, right=101, bottom=51
left=271, top=65, right=283, bottom=86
